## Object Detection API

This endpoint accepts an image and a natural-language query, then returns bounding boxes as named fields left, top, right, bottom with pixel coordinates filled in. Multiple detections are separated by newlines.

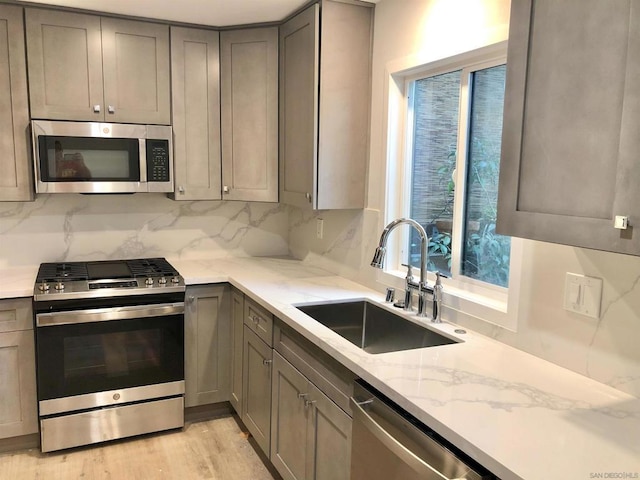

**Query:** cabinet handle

left=305, top=192, right=312, bottom=203
left=188, top=296, right=195, bottom=303
left=304, top=399, right=317, bottom=408
left=247, top=314, right=260, bottom=324
left=178, top=186, right=185, bottom=194
left=93, top=104, right=101, bottom=113
left=263, top=359, right=272, bottom=366
left=223, top=186, right=230, bottom=193
left=298, top=393, right=308, bottom=399
left=108, top=105, right=115, bottom=114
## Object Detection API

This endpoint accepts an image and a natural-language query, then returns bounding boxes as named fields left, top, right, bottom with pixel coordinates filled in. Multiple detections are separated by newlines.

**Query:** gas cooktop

left=34, top=258, right=185, bottom=301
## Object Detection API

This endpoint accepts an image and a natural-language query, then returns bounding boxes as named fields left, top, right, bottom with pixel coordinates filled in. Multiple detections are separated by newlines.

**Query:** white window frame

left=381, top=41, right=522, bottom=331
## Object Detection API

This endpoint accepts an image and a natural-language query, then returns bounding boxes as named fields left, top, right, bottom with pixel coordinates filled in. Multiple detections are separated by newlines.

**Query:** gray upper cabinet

left=221, top=28, right=279, bottom=202
left=279, top=1, right=372, bottom=210
left=25, top=8, right=170, bottom=124
left=0, top=5, right=32, bottom=202
left=170, top=27, right=222, bottom=200
left=498, top=0, right=640, bottom=254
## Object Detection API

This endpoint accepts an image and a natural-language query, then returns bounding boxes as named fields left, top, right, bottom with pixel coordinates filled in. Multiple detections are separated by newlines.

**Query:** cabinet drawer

left=274, top=321, right=355, bottom=416
left=244, top=297, right=273, bottom=346
left=0, top=298, right=33, bottom=333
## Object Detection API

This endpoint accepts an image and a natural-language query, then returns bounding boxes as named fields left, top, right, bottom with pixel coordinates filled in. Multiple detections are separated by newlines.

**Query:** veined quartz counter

left=3, top=256, right=640, bottom=479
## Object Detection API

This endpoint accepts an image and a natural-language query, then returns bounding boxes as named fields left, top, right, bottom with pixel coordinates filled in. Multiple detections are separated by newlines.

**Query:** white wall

left=289, top=0, right=640, bottom=398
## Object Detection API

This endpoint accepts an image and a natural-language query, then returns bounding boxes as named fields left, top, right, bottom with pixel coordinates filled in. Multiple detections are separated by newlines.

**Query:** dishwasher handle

left=350, top=396, right=469, bottom=480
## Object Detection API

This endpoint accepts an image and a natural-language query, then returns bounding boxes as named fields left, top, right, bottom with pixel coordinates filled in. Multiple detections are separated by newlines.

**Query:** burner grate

left=37, top=262, right=89, bottom=282
left=126, top=258, right=178, bottom=278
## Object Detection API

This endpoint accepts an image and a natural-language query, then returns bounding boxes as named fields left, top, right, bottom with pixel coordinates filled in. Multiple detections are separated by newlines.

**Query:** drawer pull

left=263, top=359, right=272, bottom=366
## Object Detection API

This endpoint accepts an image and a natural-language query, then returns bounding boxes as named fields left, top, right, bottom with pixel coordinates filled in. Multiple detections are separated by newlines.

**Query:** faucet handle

left=401, top=263, right=413, bottom=278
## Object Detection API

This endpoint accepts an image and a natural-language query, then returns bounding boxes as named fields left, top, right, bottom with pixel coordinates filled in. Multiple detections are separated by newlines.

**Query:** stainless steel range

left=33, top=258, right=186, bottom=453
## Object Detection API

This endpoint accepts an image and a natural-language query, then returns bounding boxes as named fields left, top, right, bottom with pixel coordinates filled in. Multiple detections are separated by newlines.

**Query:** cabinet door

left=170, top=27, right=222, bottom=200
left=184, top=285, right=231, bottom=407
left=316, top=0, right=371, bottom=210
left=498, top=0, right=640, bottom=254
left=230, top=288, right=244, bottom=415
left=220, top=27, right=279, bottom=202
left=0, top=5, right=32, bottom=201
left=306, top=382, right=351, bottom=480
left=270, top=352, right=310, bottom=480
left=0, top=330, right=38, bottom=439
left=279, top=4, right=319, bottom=208
left=101, top=17, right=170, bottom=124
left=25, top=8, right=104, bottom=121
left=242, top=326, right=272, bottom=456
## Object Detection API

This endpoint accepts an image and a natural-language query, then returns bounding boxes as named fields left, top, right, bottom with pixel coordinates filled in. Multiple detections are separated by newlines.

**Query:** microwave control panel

left=146, top=140, right=171, bottom=182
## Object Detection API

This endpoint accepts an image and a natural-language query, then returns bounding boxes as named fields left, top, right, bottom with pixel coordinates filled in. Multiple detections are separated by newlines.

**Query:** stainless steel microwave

left=32, top=120, right=174, bottom=194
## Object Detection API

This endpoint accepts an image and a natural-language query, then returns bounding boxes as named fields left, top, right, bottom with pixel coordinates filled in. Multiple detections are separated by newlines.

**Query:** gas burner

left=37, top=262, right=89, bottom=283
left=127, top=258, right=178, bottom=278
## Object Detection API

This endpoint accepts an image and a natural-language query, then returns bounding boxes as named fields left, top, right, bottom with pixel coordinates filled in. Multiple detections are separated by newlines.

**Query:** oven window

left=36, top=315, right=183, bottom=401
left=64, top=329, right=163, bottom=379
left=38, top=136, right=140, bottom=182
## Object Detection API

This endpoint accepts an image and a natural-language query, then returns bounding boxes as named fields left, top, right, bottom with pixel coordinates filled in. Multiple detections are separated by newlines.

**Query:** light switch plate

left=563, top=272, right=602, bottom=319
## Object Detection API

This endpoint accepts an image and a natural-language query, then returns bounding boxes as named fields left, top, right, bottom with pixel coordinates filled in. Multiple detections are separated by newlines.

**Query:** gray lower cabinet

left=270, top=351, right=351, bottom=480
left=242, top=326, right=273, bottom=456
left=170, top=26, right=222, bottom=200
left=230, top=288, right=244, bottom=416
left=184, top=285, right=231, bottom=407
left=498, top=0, right=640, bottom=254
left=0, top=298, right=38, bottom=439
left=0, top=5, right=32, bottom=202
left=221, top=27, right=279, bottom=202
left=25, top=8, right=170, bottom=124
left=279, top=0, right=372, bottom=210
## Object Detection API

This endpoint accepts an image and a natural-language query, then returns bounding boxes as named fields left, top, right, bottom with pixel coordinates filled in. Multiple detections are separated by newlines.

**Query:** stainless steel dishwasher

left=350, top=381, right=498, bottom=480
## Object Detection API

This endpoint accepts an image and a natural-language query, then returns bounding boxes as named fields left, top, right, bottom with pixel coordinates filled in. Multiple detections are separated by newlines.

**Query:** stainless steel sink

left=296, top=299, right=460, bottom=354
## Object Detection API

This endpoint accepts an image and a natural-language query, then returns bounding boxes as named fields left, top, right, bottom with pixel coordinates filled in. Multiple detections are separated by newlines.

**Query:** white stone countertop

left=3, top=256, right=640, bottom=479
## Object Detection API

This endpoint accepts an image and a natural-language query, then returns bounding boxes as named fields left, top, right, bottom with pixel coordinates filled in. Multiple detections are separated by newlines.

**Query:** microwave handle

left=139, top=139, right=147, bottom=183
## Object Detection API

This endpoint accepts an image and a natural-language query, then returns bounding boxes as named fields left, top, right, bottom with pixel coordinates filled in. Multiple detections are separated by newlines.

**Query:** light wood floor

left=0, top=415, right=280, bottom=480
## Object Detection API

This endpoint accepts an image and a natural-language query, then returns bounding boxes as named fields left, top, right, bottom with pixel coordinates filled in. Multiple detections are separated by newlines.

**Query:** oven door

left=35, top=302, right=184, bottom=416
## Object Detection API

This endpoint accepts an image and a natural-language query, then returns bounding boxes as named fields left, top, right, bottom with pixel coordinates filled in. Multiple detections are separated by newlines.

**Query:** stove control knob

left=171, top=276, right=180, bottom=284
left=54, top=282, right=65, bottom=291
left=39, top=282, right=50, bottom=292
left=158, top=277, right=167, bottom=285
left=145, top=277, right=154, bottom=286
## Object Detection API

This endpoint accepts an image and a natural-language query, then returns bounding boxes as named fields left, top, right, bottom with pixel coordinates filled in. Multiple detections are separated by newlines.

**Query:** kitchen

left=1, top=0, right=640, bottom=479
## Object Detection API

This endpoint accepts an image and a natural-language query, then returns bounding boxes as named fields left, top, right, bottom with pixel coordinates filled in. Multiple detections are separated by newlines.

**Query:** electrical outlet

left=563, top=272, right=602, bottom=319
left=316, top=218, right=324, bottom=239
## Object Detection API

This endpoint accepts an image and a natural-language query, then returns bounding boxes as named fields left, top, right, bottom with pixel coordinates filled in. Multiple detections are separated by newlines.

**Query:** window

left=401, top=59, right=510, bottom=289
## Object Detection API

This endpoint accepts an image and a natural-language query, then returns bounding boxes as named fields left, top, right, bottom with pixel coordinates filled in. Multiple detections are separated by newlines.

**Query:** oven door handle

left=36, top=302, right=185, bottom=327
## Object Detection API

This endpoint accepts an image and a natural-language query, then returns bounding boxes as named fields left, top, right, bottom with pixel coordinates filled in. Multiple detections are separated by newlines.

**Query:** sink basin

left=296, top=299, right=459, bottom=354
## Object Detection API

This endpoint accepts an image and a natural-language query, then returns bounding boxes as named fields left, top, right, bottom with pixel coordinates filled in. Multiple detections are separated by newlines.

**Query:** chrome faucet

left=371, top=218, right=431, bottom=317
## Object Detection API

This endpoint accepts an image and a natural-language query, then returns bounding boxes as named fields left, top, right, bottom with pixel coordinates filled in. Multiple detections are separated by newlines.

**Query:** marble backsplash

left=0, top=194, right=290, bottom=267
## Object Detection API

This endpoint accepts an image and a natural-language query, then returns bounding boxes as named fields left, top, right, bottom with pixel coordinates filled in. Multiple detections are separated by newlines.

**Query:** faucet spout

left=370, top=218, right=429, bottom=288
left=371, top=218, right=431, bottom=317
